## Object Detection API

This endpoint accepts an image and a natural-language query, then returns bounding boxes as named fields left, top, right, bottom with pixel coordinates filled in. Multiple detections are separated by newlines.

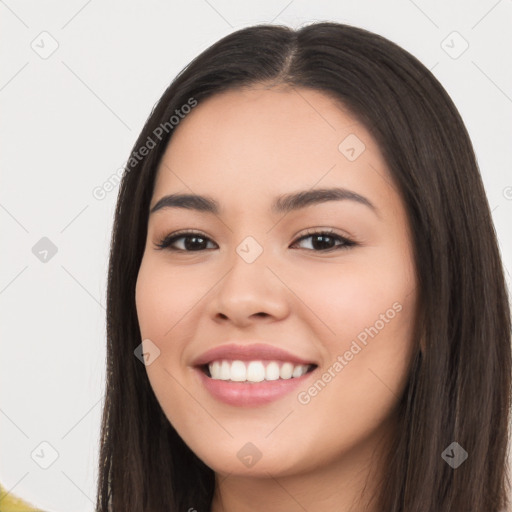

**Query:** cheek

left=286, top=251, right=415, bottom=343
left=290, top=247, right=416, bottom=411
left=135, top=253, right=216, bottom=396
left=135, top=256, right=201, bottom=430
left=135, top=255, right=198, bottom=339
left=292, top=292, right=415, bottom=462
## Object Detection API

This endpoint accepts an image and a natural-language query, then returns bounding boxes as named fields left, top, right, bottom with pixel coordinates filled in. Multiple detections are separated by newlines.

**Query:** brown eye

left=155, top=231, right=217, bottom=251
left=154, top=229, right=356, bottom=253
left=291, top=230, right=356, bottom=252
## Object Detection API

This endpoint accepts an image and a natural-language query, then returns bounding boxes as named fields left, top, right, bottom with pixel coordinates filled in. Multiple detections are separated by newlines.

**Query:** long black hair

left=96, top=22, right=511, bottom=511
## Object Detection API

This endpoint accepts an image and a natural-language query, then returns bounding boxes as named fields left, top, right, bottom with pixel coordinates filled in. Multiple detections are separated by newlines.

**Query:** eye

left=154, top=230, right=217, bottom=252
left=290, top=228, right=356, bottom=252
left=154, top=228, right=357, bottom=253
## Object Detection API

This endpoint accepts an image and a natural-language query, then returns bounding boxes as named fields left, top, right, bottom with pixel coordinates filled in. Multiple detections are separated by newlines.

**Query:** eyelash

left=154, top=228, right=357, bottom=253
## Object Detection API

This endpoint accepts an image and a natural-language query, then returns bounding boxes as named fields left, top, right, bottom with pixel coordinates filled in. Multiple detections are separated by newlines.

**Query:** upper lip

left=192, top=343, right=317, bottom=367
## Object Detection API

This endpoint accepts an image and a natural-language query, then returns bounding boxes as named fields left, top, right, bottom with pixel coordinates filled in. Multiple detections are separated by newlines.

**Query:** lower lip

left=195, top=367, right=316, bottom=407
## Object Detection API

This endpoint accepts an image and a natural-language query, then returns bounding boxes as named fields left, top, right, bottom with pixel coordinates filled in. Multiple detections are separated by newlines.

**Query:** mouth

left=191, top=343, right=320, bottom=405
left=198, top=360, right=318, bottom=383
left=194, top=358, right=319, bottom=407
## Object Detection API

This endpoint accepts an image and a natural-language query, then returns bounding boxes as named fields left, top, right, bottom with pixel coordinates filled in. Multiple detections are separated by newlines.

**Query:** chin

left=189, top=439, right=309, bottom=478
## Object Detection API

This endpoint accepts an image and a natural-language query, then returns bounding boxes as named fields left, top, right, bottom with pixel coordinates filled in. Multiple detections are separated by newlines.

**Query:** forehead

left=152, top=86, right=394, bottom=211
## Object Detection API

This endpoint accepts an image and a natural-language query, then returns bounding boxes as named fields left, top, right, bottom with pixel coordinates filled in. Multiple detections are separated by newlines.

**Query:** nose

left=208, top=246, right=290, bottom=327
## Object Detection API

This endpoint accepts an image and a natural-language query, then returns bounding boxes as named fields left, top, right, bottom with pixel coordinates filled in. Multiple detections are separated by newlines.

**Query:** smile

left=204, top=359, right=316, bottom=382
left=195, top=361, right=318, bottom=407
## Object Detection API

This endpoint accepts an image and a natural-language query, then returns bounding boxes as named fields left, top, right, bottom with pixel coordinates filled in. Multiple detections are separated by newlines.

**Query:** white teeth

left=220, top=360, right=230, bottom=380
left=211, top=361, right=221, bottom=379
left=265, top=361, right=280, bottom=381
left=246, top=361, right=265, bottom=382
left=292, top=364, right=306, bottom=378
left=280, top=362, right=294, bottom=379
left=230, top=360, right=246, bottom=381
left=207, top=360, right=312, bottom=382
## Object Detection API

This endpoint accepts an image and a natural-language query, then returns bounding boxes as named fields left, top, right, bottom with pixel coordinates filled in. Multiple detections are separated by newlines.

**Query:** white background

left=1, top=1, right=511, bottom=510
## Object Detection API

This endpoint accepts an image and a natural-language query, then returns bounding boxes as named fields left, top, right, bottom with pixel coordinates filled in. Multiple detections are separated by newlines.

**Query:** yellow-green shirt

left=0, top=482, right=47, bottom=512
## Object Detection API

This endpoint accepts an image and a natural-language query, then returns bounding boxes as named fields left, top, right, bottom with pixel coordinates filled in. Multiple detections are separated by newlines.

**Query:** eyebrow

left=149, top=187, right=378, bottom=216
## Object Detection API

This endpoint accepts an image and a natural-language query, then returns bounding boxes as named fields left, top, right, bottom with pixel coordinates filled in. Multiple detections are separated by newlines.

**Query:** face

left=135, top=85, right=418, bottom=479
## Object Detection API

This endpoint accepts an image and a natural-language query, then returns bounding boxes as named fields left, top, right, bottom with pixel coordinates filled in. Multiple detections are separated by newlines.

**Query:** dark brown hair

left=96, top=21, right=511, bottom=511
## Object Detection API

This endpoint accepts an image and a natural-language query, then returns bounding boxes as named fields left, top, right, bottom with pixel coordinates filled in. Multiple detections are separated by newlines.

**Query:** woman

left=96, top=22, right=511, bottom=511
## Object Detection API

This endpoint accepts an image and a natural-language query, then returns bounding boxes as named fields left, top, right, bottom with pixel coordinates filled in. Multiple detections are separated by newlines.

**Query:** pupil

left=185, top=236, right=206, bottom=251
left=313, top=234, right=334, bottom=250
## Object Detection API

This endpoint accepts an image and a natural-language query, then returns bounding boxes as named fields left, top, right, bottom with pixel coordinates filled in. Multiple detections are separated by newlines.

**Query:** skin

left=135, top=85, right=418, bottom=512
